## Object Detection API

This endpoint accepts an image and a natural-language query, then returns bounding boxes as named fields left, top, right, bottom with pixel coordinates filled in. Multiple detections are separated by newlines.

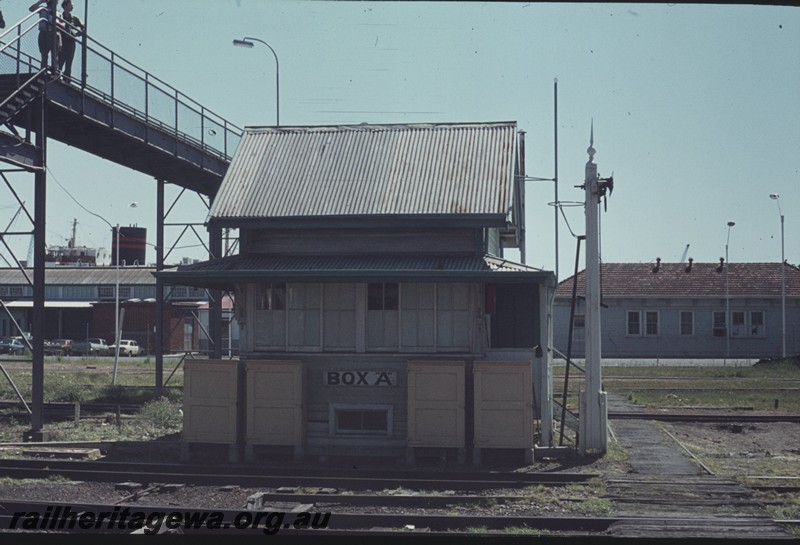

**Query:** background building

left=554, top=260, right=800, bottom=360
left=0, top=267, right=237, bottom=354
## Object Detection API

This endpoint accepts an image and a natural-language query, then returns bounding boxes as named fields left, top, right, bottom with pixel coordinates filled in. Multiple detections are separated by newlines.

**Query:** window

left=118, top=287, right=131, bottom=299
left=368, top=283, right=398, bottom=310
left=627, top=311, right=641, bottom=336
left=257, top=283, right=286, bottom=310
left=98, top=286, right=115, bottom=298
left=713, top=311, right=726, bottom=337
left=645, top=311, right=659, bottom=336
left=680, top=311, right=694, bottom=336
left=331, top=404, right=392, bottom=436
left=750, top=311, right=765, bottom=337
left=254, top=283, right=286, bottom=349
left=731, top=311, right=746, bottom=337
left=573, top=314, right=586, bottom=330
left=367, top=283, right=399, bottom=350
left=171, top=286, right=188, bottom=298
left=726, top=310, right=765, bottom=338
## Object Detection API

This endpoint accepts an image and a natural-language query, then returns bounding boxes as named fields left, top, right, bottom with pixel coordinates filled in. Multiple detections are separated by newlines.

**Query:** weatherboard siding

left=245, top=228, right=481, bottom=256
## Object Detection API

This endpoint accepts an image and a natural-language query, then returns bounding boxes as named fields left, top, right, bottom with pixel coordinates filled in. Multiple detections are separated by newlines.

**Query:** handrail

left=0, top=68, right=47, bottom=118
left=0, top=8, right=242, bottom=164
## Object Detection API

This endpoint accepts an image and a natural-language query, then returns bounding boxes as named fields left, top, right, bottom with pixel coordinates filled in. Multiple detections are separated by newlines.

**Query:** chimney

left=685, top=257, right=694, bottom=273
left=652, top=257, right=661, bottom=273
left=716, top=257, right=724, bottom=273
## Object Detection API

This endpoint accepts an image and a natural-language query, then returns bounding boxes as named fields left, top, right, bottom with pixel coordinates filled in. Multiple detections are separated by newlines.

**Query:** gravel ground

left=0, top=420, right=797, bottom=530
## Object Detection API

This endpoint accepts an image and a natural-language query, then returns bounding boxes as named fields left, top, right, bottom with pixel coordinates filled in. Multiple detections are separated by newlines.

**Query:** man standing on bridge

left=58, top=0, right=84, bottom=79
left=29, top=0, right=60, bottom=69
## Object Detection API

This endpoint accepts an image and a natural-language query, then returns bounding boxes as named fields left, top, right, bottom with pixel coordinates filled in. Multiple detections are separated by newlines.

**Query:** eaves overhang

left=206, top=213, right=509, bottom=231
left=153, top=254, right=554, bottom=291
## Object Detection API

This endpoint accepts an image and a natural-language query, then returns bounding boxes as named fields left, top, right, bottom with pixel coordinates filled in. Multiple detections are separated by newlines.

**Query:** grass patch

left=461, top=526, right=489, bottom=534
left=0, top=474, right=70, bottom=487
left=136, top=397, right=183, bottom=433
left=553, top=358, right=800, bottom=412
left=573, top=497, right=613, bottom=516
left=504, top=525, right=550, bottom=535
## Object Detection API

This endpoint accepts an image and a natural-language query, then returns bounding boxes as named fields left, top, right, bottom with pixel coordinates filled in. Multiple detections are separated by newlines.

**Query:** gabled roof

left=555, top=262, right=800, bottom=299
left=208, top=122, right=518, bottom=228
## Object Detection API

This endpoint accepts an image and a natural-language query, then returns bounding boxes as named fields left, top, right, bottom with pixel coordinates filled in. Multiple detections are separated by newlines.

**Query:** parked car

left=45, top=339, right=73, bottom=356
left=110, top=339, right=140, bottom=356
left=72, top=338, right=112, bottom=356
left=0, top=337, right=27, bottom=355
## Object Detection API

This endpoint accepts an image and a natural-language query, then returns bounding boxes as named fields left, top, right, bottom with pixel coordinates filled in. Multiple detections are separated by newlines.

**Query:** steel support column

left=208, top=226, right=223, bottom=359
left=26, top=95, right=47, bottom=441
left=155, top=178, right=164, bottom=391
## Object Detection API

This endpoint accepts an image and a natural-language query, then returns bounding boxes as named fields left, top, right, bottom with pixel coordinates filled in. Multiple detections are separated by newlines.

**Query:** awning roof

left=153, top=254, right=554, bottom=290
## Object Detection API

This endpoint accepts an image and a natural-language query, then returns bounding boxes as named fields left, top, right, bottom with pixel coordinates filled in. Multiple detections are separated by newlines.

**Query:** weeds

left=136, top=397, right=182, bottom=433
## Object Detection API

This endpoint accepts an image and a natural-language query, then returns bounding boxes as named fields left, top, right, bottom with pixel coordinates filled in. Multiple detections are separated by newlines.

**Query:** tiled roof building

left=554, top=261, right=800, bottom=360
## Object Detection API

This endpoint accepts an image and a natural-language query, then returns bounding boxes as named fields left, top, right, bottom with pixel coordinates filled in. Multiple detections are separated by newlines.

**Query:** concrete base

left=22, top=429, right=51, bottom=443
left=406, top=447, right=466, bottom=466
left=473, top=447, right=535, bottom=466
left=533, top=446, right=576, bottom=461
left=244, top=444, right=304, bottom=463
left=180, top=442, right=239, bottom=463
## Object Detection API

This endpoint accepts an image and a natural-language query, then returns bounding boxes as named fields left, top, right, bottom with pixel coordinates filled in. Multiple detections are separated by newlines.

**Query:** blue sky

left=1, top=1, right=797, bottom=281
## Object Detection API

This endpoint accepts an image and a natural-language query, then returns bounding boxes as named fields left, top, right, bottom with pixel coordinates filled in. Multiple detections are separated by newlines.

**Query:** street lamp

left=233, top=37, right=280, bottom=126
left=725, top=221, right=735, bottom=365
left=770, top=193, right=786, bottom=359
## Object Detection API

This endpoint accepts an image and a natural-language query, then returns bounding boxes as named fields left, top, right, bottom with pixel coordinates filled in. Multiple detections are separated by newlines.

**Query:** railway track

left=0, top=458, right=597, bottom=491
left=2, top=498, right=793, bottom=537
left=0, top=498, right=618, bottom=536
left=5, top=398, right=800, bottom=424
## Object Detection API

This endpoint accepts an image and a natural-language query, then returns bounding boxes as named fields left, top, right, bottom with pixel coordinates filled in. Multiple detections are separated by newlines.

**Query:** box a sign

left=325, top=370, right=396, bottom=387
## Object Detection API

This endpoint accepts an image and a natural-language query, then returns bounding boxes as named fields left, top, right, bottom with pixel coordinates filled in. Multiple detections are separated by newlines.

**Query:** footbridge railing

left=0, top=8, right=242, bottom=162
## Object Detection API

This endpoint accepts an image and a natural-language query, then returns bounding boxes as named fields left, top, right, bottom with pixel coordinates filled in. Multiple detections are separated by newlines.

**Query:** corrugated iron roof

left=208, top=122, right=518, bottom=223
left=0, top=267, right=157, bottom=285
left=555, top=262, right=800, bottom=299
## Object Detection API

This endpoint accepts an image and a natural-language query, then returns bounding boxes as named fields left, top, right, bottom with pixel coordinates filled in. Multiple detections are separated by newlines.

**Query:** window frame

left=329, top=403, right=393, bottom=436
left=749, top=311, right=765, bottom=338
left=626, top=310, right=641, bottom=336
left=712, top=311, right=727, bottom=337
left=644, top=310, right=659, bottom=337
left=679, top=310, right=694, bottom=336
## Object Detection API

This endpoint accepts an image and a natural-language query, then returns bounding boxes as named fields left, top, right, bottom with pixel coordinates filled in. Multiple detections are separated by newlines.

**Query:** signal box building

left=161, top=122, right=556, bottom=464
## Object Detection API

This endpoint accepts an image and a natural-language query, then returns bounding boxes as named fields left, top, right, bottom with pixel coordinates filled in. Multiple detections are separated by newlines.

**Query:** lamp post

left=725, top=221, right=735, bottom=365
left=233, top=37, right=280, bottom=126
left=770, top=193, right=786, bottom=359
left=112, top=222, right=121, bottom=383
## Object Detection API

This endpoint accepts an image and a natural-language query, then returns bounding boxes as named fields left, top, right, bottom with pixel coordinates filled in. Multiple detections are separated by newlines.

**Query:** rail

left=0, top=8, right=242, bottom=162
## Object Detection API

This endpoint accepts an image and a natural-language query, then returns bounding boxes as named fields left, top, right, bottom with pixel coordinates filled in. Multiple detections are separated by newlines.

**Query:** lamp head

left=727, top=221, right=735, bottom=227
left=770, top=193, right=780, bottom=200
left=233, top=39, right=254, bottom=48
